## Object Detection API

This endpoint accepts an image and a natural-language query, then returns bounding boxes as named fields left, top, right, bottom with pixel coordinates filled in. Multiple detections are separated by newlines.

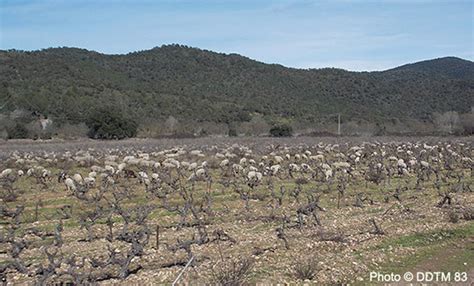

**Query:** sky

left=0, top=0, right=473, bottom=71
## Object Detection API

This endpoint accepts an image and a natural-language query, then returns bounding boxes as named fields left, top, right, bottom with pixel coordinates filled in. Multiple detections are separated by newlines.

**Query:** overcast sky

left=1, top=0, right=472, bottom=71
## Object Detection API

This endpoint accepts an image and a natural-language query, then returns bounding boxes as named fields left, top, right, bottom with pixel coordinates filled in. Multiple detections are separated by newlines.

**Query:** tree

left=269, top=123, right=293, bottom=137
left=7, top=123, right=29, bottom=139
left=227, top=123, right=238, bottom=137
left=433, top=111, right=461, bottom=134
left=86, top=108, right=137, bottom=140
left=165, top=116, right=179, bottom=134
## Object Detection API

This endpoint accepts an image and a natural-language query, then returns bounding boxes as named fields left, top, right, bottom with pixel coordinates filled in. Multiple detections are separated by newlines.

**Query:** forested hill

left=1, top=45, right=473, bottom=127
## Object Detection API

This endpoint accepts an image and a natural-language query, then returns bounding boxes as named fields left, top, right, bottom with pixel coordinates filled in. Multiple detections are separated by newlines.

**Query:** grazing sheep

left=91, top=165, right=105, bottom=173
left=73, top=174, right=84, bottom=185
left=42, top=169, right=51, bottom=180
left=322, top=163, right=331, bottom=170
left=188, top=162, right=198, bottom=171
left=310, top=155, right=325, bottom=161
left=162, top=162, right=176, bottom=169
left=138, top=171, right=149, bottom=184
left=274, top=156, right=284, bottom=163
left=270, top=164, right=281, bottom=175
left=190, top=150, right=202, bottom=156
left=84, top=177, right=95, bottom=187
left=388, top=156, right=398, bottom=162
left=232, top=163, right=244, bottom=174
left=289, top=163, right=301, bottom=172
left=215, top=153, right=225, bottom=159
left=324, top=169, right=333, bottom=181
left=104, top=165, right=115, bottom=175
left=247, top=170, right=263, bottom=182
left=420, top=161, right=430, bottom=168
left=333, top=162, right=351, bottom=169
left=165, top=158, right=180, bottom=169
left=64, top=178, right=76, bottom=192
left=0, top=168, right=13, bottom=178
left=151, top=173, right=160, bottom=181
left=219, top=159, right=230, bottom=167
left=248, top=166, right=258, bottom=172
left=188, top=168, right=207, bottom=181
left=397, top=159, right=407, bottom=169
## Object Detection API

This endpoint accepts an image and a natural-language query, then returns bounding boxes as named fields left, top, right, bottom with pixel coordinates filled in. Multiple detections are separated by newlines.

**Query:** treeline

left=0, top=45, right=473, bottom=139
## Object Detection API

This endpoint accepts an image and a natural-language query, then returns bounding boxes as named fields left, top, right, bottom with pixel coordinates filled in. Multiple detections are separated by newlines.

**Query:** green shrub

left=86, top=109, right=138, bottom=140
left=209, top=256, right=254, bottom=285
left=291, top=255, right=320, bottom=280
left=269, top=123, right=293, bottom=137
left=7, top=123, right=29, bottom=139
left=228, top=123, right=238, bottom=137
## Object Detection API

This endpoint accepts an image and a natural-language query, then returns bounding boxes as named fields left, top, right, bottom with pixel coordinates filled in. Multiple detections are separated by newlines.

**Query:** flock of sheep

left=1, top=140, right=472, bottom=192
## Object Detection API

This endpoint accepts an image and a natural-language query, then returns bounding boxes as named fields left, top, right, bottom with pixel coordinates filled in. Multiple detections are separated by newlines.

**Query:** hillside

left=387, top=56, right=474, bottom=80
left=0, top=45, right=473, bottom=136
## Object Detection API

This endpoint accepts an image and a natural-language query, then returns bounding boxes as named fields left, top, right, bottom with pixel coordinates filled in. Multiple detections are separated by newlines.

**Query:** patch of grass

left=366, top=207, right=384, bottom=214
left=436, top=240, right=474, bottom=273
left=376, top=223, right=474, bottom=249
left=291, top=255, right=320, bottom=281
left=209, top=256, right=254, bottom=286
left=355, top=223, right=474, bottom=285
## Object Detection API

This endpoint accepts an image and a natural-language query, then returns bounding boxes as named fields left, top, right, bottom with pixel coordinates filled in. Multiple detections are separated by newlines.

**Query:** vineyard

left=0, top=137, right=473, bottom=284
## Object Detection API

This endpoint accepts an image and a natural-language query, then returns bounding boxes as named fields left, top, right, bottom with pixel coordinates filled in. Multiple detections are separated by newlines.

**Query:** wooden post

left=337, top=113, right=341, bottom=136
left=156, top=225, right=160, bottom=250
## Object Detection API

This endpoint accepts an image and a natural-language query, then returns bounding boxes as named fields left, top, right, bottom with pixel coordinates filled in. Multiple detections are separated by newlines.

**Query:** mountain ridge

left=2, top=45, right=472, bottom=72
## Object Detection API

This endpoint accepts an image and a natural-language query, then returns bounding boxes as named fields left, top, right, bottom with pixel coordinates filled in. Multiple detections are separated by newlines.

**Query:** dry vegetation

left=0, top=137, right=473, bottom=284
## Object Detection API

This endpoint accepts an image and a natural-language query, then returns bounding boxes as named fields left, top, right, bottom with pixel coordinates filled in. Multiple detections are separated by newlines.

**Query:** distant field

left=1, top=136, right=472, bottom=156
left=1, top=137, right=473, bottom=284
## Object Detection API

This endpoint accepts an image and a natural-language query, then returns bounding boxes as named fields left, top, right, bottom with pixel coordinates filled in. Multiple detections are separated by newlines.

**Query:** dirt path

left=408, top=237, right=474, bottom=285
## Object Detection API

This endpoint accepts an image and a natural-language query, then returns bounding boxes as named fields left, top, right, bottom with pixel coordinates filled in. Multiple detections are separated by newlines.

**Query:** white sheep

left=138, top=171, right=149, bottom=183
left=73, top=173, right=84, bottom=185
left=84, top=177, right=95, bottom=187
left=274, top=156, right=284, bottom=163
left=420, top=161, right=430, bottom=168
left=188, top=162, right=198, bottom=171
left=270, top=164, right=281, bottom=175
left=247, top=170, right=263, bottom=182
left=104, top=165, right=115, bottom=175
left=188, top=168, right=207, bottom=181
left=0, top=168, right=13, bottom=178
left=232, top=163, right=244, bottom=174
left=64, top=178, right=76, bottom=192
left=310, top=155, right=324, bottom=161
left=333, top=162, right=351, bottom=169
left=219, top=159, right=230, bottom=167
left=289, top=163, right=300, bottom=172
left=397, top=159, right=407, bottom=169
left=324, top=169, right=333, bottom=181
left=151, top=173, right=160, bottom=181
